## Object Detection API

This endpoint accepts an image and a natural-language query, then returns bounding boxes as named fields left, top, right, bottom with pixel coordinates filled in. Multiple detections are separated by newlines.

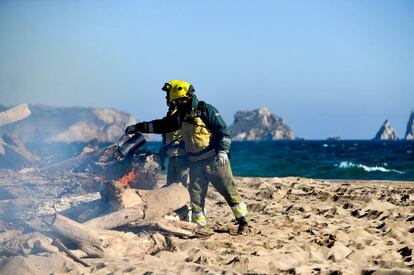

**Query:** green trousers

left=188, top=156, right=248, bottom=226
left=166, top=156, right=189, bottom=187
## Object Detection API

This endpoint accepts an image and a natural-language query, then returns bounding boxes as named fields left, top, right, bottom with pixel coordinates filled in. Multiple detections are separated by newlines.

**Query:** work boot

left=237, top=221, right=249, bottom=235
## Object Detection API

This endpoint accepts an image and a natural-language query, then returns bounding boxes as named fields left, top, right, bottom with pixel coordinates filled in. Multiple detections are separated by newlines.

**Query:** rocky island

left=405, top=108, right=414, bottom=140
left=229, top=107, right=294, bottom=141
left=373, top=120, right=398, bottom=140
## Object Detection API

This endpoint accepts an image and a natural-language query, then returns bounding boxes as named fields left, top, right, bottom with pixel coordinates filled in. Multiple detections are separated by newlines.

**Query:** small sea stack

left=405, top=108, right=414, bottom=140
left=373, top=120, right=398, bottom=140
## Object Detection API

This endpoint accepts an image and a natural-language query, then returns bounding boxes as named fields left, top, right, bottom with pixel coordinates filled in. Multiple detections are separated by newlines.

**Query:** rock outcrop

left=404, top=108, right=414, bottom=140
left=0, top=105, right=137, bottom=144
left=373, top=120, right=398, bottom=140
left=230, top=108, right=294, bottom=141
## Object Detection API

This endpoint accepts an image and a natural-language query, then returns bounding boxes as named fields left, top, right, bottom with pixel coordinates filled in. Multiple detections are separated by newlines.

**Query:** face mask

left=175, top=98, right=192, bottom=113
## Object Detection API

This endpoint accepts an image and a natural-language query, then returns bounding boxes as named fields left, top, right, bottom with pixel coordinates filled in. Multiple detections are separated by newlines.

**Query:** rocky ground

left=0, top=172, right=413, bottom=274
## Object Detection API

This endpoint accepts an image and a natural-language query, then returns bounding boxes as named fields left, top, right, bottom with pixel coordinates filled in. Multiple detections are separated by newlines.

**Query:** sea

left=28, top=140, right=414, bottom=182
left=144, top=140, right=414, bottom=181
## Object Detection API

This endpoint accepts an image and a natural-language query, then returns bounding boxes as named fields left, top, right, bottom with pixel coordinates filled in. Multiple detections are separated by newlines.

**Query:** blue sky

left=0, top=0, right=413, bottom=139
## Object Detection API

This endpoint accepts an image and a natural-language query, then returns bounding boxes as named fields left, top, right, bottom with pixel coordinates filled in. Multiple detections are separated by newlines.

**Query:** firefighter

left=125, top=80, right=249, bottom=234
left=160, top=84, right=191, bottom=221
left=161, top=81, right=189, bottom=187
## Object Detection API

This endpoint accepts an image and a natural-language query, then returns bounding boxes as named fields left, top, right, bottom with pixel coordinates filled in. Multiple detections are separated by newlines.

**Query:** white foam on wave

left=337, top=161, right=405, bottom=174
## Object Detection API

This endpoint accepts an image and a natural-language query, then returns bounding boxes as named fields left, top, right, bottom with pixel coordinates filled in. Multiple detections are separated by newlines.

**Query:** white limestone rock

left=373, top=120, right=398, bottom=140
left=404, top=108, right=414, bottom=140
left=230, top=108, right=294, bottom=141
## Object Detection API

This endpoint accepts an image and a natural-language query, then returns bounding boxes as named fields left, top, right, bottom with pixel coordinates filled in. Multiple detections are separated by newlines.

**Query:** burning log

left=42, top=144, right=163, bottom=190
left=100, top=180, right=145, bottom=210
left=98, top=151, right=163, bottom=190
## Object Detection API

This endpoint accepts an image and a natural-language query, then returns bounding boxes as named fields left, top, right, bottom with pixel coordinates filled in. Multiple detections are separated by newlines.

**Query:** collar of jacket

left=178, top=95, right=200, bottom=120
left=190, top=95, right=200, bottom=111
left=184, top=95, right=200, bottom=118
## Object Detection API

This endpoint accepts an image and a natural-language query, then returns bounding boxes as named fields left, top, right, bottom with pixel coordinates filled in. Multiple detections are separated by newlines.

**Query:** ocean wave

left=337, top=161, right=405, bottom=174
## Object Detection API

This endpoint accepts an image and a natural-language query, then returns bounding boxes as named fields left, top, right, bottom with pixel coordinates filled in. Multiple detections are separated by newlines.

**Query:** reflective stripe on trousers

left=231, top=201, right=248, bottom=219
left=192, top=211, right=207, bottom=227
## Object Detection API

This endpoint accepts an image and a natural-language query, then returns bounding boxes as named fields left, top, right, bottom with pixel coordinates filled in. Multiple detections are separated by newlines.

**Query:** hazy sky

left=1, top=0, right=413, bottom=139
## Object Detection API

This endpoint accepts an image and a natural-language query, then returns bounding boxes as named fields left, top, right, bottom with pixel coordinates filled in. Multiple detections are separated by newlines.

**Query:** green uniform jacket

left=143, top=96, right=232, bottom=154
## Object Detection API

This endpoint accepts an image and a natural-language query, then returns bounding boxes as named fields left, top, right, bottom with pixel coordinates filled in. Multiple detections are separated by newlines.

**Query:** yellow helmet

left=162, top=80, right=194, bottom=102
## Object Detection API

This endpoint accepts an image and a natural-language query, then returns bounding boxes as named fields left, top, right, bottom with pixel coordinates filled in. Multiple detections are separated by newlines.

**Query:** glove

left=217, top=150, right=229, bottom=166
left=125, top=122, right=145, bottom=135
left=125, top=124, right=138, bottom=135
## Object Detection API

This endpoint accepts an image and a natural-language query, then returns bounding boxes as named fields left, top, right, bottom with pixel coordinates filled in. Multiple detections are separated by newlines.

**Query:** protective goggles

left=162, top=83, right=172, bottom=92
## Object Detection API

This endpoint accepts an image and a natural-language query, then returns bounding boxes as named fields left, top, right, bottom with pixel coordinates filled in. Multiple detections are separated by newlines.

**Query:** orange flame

left=116, top=170, right=137, bottom=186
